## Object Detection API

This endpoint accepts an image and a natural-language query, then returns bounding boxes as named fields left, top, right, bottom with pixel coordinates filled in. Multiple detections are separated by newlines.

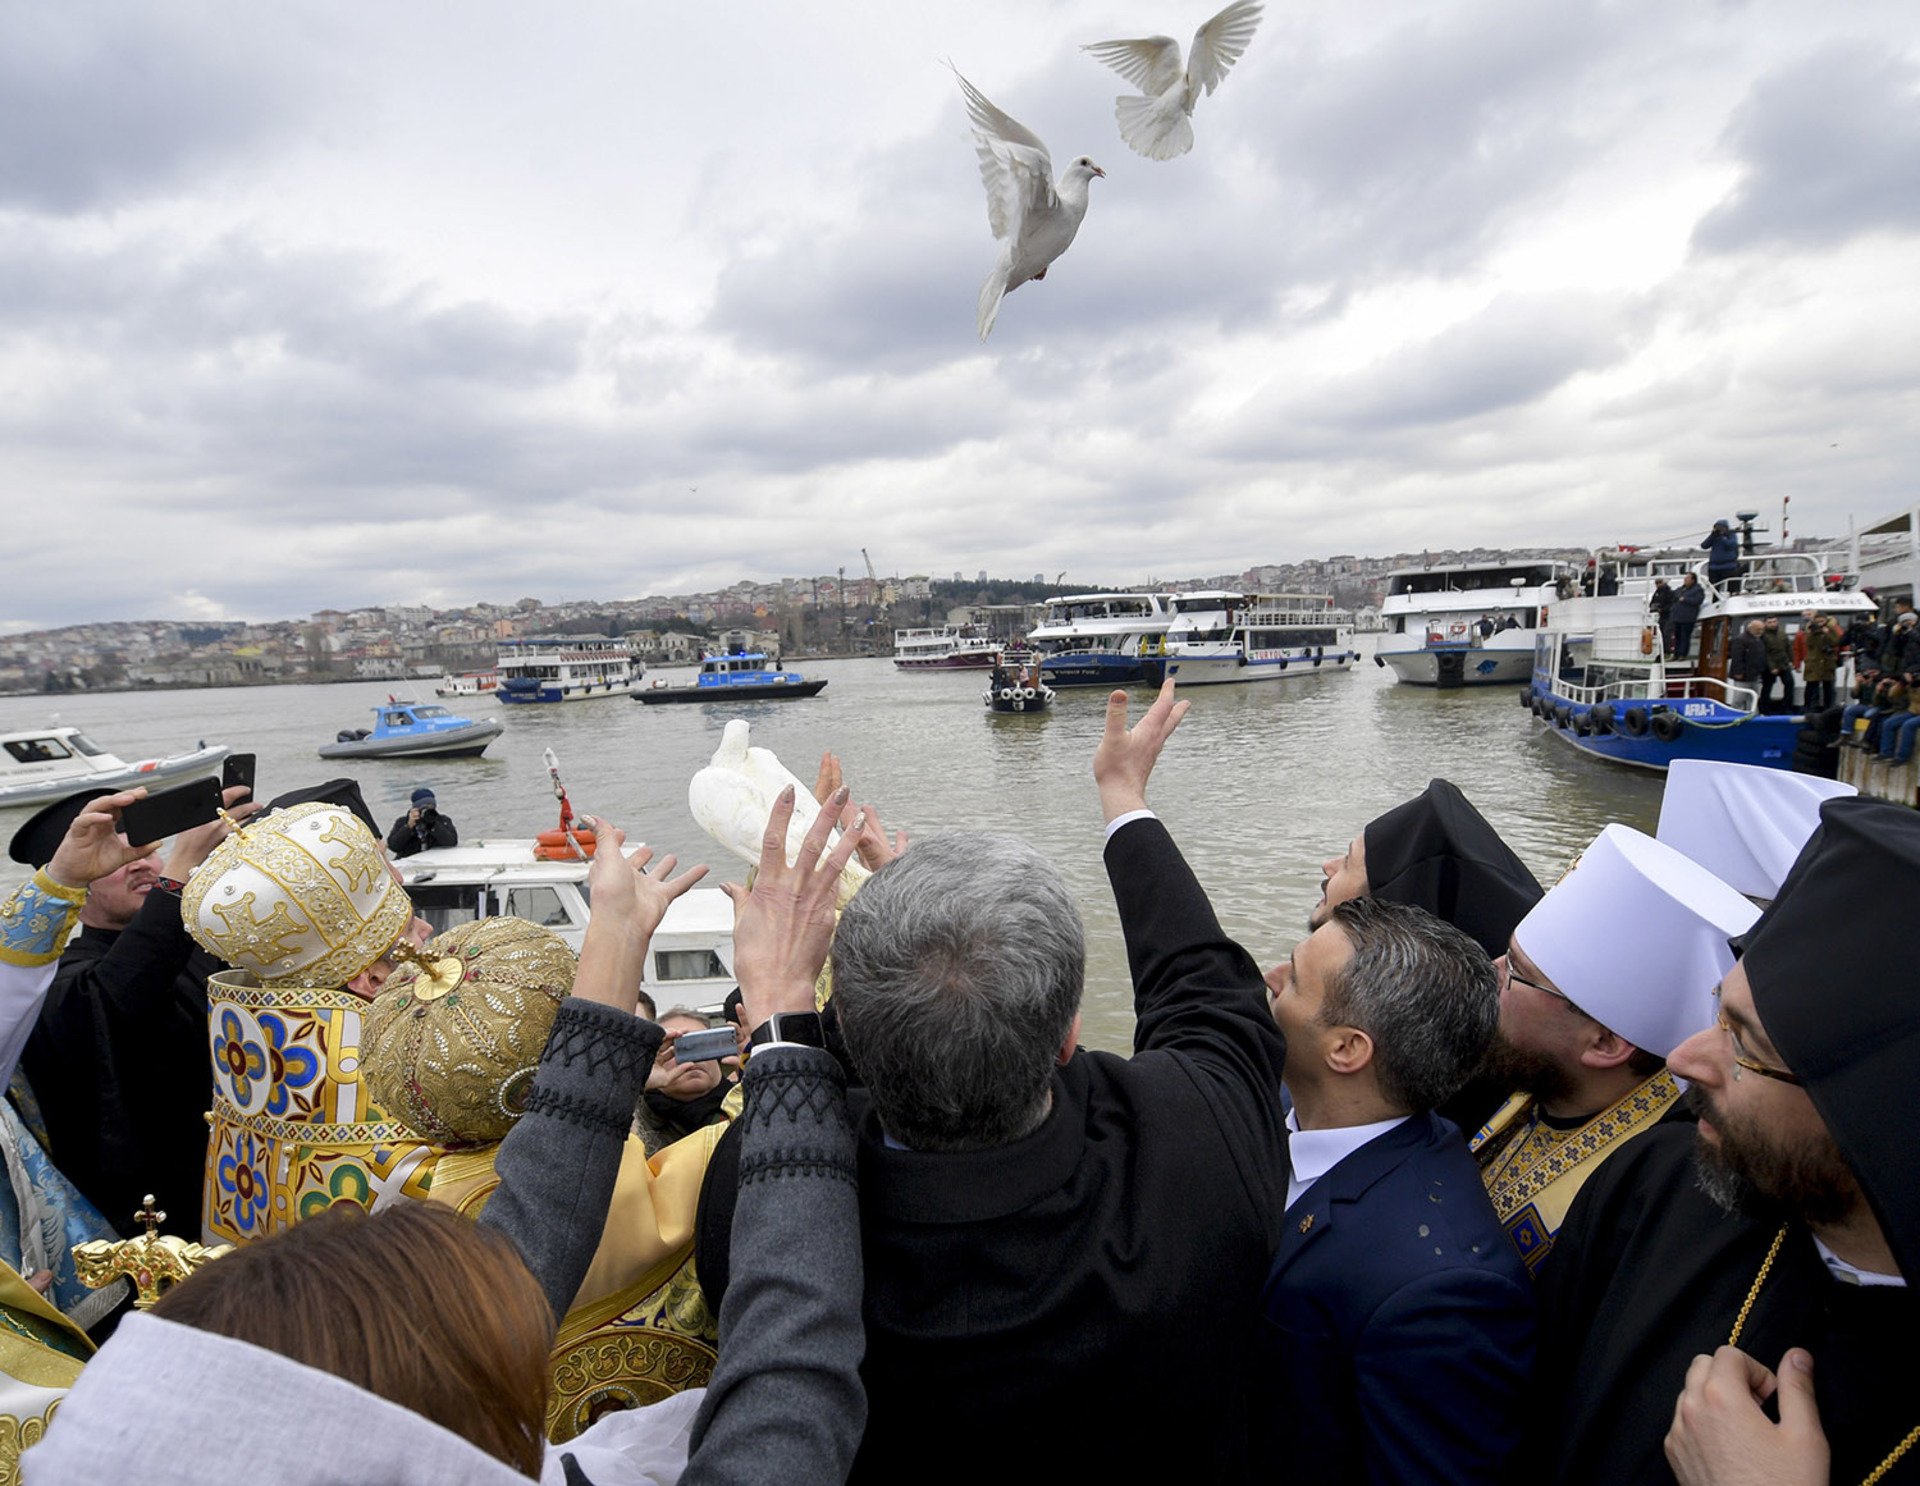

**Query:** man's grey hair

left=1322, top=897, right=1499, bottom=1114
left=831, top=832, right=1085, bottom=1153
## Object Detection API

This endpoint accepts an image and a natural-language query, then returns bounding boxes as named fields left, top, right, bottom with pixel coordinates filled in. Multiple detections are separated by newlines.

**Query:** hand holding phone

left=222, top=753, right=256, bottom=795
left=119, top=777, right=225, bottom=848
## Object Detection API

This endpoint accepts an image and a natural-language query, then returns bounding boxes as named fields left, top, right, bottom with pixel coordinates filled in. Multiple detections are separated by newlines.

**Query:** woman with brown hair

left=25, top=799, right=870, bottom=1486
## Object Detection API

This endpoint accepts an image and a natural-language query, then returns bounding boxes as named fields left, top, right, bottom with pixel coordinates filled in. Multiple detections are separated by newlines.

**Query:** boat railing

left=1702, top=549, right=1856, bottom=603
left=1546, top=671, right=1759, bottom=714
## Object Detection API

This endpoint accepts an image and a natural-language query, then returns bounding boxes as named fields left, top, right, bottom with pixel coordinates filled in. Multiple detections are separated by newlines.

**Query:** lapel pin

left=1298, top=1214, right=1314, bottom=1234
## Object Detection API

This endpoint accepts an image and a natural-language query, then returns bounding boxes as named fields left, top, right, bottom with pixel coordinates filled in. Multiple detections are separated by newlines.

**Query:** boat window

left=656, top=948, right=730, bottom=981
left=384, top=712, right=410, bottom=727
left=415, top=706, right=450, bottom=718
left=409, top=885, right=485, bottom=935
left=67, top=733, right=106, bottom=756
left=5, top=738, right=72, bottom=763
left=501, top=885, right=574, bottom=929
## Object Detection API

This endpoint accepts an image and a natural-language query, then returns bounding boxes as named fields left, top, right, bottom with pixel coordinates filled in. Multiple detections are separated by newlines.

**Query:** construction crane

left=862, top=547, right=880, bottom=606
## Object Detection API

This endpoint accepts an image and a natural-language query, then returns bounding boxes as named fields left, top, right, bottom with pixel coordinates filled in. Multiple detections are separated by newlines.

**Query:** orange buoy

left=535, top=827, right=596, bottom=860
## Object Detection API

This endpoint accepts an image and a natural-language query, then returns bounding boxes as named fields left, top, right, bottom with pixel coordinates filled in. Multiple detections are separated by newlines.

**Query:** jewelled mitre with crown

left=182, top=801, right=411, bottom=988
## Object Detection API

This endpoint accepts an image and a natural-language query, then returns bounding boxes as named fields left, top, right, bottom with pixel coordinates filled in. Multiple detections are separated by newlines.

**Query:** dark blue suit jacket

left=1257, top=1110, right=1536, bottom=1484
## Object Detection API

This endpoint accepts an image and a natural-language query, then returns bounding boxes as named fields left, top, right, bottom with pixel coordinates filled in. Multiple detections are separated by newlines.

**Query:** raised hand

left=722, top=785, right=862, bottom=1032
left=839, top=798, right=909, bottom=872
left=575, top=816, right=708, bottom=1014
left=45, top=789, right=157, bottom=889
left=812, top=751, right=844, bottom=806
left=1092, top=676, right=1190, bottom=823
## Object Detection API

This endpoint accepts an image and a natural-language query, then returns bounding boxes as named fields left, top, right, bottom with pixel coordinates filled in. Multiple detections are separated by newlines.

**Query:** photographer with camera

left=386, top=787, right=458, bottom=858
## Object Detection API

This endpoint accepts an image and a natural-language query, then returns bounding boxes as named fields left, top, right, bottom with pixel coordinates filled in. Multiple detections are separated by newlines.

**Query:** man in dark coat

left=707, top=683, right=1292, bottom=1482
left=9, top=785, right=253, bottom=1238
left=1295, top=779, right=1543, bottom=1132
left=1257, top=895, right=1533, bottom=1484
left=386, top=787, right=457, bottom=858
left=1524, top=796, right=1920, bottom=1485
left=1729, top=620, right=1768, bottom=702
left=1668, top=573, right=1706, bottom=658
left=1702, top=518, right=1743, bottom=592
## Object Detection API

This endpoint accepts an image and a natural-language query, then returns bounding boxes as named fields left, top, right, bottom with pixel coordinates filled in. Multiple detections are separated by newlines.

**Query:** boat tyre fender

left=1552, top=702, right=1572, bottom=728
left=1020, top=686, right=1036, bottom=699
left=1621, top=706, right=1651, bottom=738
left=1000, top=687, right=1016, bottom=701
left=1012, top=698, right=1025, bottom=711
left=1519, top=688, right=1533, bottom=709
left=1651, top=711, right=1686, bottom=744
left=1574, top=713, right=1593, bottom=737
left=1374, top=654, right=1385, bottom=668
left=1589, top=702, right=1615, bottom=735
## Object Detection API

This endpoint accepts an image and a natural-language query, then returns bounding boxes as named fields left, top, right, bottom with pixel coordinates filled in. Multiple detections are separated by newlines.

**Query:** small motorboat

left=0, top=727, right=229, bottom=809
left=318, top=702, right=504, bottom=760
left=636, top=650, right=828, bottom=705
left=984, top=661, right=1055, bottom=714
left=435, top=670, right=499, bottom=699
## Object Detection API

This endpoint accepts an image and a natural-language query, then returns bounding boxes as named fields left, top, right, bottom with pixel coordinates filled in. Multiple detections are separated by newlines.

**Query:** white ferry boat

left=397, top=840, right=735, bottom=1008
left=495, top=637, right=640, bottom=704
left=892, top=626, right=1002, bottom=670
left=1163, top=593, right=1359, bottom=686
left=0, top=727, right=229, bottom=810
left=1374, top=560, right=1571, bottom=688
left=1525, top=548, right=1874, bottom=772
left=1028, top=592, right=1176, bottom=688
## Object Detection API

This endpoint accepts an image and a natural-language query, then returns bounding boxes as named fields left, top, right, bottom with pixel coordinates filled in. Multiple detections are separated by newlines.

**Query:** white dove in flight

left=1083, top=0, right=1265, bottom=161
left=952, top=66, right=1105, bottom=341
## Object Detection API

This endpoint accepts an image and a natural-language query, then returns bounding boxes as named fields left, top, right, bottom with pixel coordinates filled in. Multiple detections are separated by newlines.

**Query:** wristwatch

left=748, top=1010, right=827, bottom=1051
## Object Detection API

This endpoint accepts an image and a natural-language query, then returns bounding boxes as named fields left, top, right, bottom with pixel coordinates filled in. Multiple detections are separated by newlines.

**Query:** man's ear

left=1579, top=1024, right=1639, bottom=1072
left=1323, top=1025, right=1374, bottom=1077
left=1056, top=1012, right=1082, bottom=1066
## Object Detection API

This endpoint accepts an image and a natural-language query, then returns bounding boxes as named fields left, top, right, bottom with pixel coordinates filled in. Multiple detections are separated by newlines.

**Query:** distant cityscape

left=0, top=541, right=1831, bottom=694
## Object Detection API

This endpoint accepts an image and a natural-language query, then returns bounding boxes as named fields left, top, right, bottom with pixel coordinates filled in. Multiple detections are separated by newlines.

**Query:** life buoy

left=535, top=827, right=597, bottom=860
left=1651, top=711, right=1685, bottom=744
left=1640, top=628, right=1655, bottom=656
left=1621, top=707, right=1651, bottom=738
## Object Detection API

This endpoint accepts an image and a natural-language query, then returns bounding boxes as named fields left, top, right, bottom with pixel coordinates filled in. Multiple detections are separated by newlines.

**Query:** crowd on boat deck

left=0, top=681, right=1915, bottom=1486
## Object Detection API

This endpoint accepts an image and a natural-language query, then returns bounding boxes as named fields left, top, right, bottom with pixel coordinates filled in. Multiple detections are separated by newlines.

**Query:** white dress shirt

left=1284, top=1107, right=1411, bottom=1213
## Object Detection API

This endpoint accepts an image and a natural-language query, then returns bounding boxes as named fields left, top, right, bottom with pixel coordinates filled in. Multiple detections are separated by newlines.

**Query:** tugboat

left=983, top=659, right=1054, bottom=714
left=318, top=701, right=504, bottom=760
left=635, top=649, right=828, bottom=705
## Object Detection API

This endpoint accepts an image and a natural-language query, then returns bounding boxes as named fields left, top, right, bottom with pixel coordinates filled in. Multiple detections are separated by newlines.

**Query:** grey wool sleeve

left=682, top=1046, right=867, bottom=1486
left=479, top=997, right=663, bottom=1323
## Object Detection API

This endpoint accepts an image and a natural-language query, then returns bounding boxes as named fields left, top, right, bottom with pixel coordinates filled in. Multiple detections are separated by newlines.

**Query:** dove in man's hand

left=952, top=65, right=1104, bottom=341
left=1084, top=0, right=1264, bottom=161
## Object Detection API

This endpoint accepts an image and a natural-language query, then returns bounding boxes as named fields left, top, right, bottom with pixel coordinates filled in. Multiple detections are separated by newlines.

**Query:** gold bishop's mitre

left=363, top=917, right=576, bottom=1146
left=182, top=802, right=412, bottom=988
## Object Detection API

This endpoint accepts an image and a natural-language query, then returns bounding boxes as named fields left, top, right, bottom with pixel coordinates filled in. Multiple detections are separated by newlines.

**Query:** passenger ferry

left=495, top=637, right=640, bottom=704
left=1375, top=560, right=1571, bottom=688
left=1163, top=593, right=1359, bottom=686
left=1524, top=548, right=1874, bottom=772
left=892, top=626, right=1002, bottom=670
left=397, top=841, right=735, bottom=1006
left=1028, top=592, right=1175, bottom=688
left=637, top=651, right=827, bottom=705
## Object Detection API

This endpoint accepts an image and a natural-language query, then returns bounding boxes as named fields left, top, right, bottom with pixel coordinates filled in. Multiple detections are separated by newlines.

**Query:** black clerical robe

left=16, top=891, right=222, bottom=1238
left=1527, top=1124, right=1916, bottom=1484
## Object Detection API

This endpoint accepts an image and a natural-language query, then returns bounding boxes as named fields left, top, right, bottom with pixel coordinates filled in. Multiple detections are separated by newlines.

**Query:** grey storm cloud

left=1693, top=42, right=1920, bottom=254
left=0, top=3, right=322, bottom=215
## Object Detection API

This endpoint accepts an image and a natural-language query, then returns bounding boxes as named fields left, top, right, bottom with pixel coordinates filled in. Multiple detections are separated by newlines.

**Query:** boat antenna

left=542, top=748, right=592, bottom=860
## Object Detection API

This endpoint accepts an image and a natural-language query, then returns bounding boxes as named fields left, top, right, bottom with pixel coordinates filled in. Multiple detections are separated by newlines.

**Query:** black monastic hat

left=7, top=787, right=117, bottom=869
left=1746, top=795, right=1920, bottom=1283
left=261, top=778, right=379, bottom=835
left=1363, top=779, right=1544, bottom=958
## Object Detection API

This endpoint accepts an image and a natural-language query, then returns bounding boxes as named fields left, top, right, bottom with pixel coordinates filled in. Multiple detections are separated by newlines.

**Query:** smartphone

left=222, top=753, right=257, bottom=795
left=672, top=1027, right=740, bottom=1063
left=119, top=776, right=225, bottom=847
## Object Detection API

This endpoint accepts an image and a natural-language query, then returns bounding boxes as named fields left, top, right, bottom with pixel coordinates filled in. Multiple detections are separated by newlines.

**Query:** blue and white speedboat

left=319, top=702, right=504, bottom=760
left=1028, top=592, right=1175, bottom=688
left=1163, top=592, right=1359, bottom=685
left=1524, top=548, right=1874, bottom=772
left=635, top=651, right=827, bottom=705
left=496, top=637, right=640, bottom=703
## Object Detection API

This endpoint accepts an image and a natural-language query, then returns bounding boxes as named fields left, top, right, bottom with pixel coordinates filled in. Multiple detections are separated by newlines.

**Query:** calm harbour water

left=0, top=650, right=1662, bottom=1052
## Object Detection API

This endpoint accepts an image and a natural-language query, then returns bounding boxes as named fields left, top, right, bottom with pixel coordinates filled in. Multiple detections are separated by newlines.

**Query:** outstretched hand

left=575, top=817, right=709, bottom=1014
left=1664, top=1346, right=1828, bottom=1486
left=45, top=789, right=158, bottom=889
left=722, top=785, right=862, bottom=1032
left=1092, top=677, right=1189, bottom=824
left=838, top=798, right=908, bottom=872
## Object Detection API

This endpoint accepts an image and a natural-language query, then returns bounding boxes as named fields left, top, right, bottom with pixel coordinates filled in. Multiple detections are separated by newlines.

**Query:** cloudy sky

left=3, top=0, right=1917, bottom=630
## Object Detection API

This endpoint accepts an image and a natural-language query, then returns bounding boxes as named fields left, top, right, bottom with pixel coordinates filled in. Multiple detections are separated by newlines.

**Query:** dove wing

left=952, top=68, right=1058, bottom=240
left=1082, top=36, right=1185, bottom=97
left=1188, top=0, right=1264, bottom=95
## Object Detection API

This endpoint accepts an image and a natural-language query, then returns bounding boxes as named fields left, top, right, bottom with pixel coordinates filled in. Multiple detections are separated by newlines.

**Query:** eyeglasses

left=1714, top=995, right=1802, bottom=1086
left=1500, top=951, right=1571, bottom=1004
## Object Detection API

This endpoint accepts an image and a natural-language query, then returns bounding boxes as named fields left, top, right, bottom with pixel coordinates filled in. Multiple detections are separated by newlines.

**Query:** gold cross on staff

left=134, top=1195, right=165, bottom=1238
left=72, top=1192, right=235, bottom=1310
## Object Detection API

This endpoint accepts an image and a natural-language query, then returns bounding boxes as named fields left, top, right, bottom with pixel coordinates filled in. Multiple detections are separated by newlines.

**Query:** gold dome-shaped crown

left=182, top=802, right=412, bottom=988
left=362, top=917, right=576, bottom=1147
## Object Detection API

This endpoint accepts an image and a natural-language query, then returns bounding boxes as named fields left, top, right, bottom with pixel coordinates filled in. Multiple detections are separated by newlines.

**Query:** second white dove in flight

left=1083, top=0, right=1264, bottom=161
left=952, top=66, right=1104, bottom=341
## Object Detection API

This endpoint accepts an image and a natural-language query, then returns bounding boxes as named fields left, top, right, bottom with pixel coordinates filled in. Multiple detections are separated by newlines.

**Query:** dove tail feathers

left=1115, top=94, right=1194, bottom=161
left=977, top=262, right=1010, bottom=341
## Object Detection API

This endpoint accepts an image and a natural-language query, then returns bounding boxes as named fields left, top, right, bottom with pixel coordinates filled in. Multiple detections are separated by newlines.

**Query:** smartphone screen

left=222, top=753, right=257, bottom=794
left=119, top=776, right=225, bottom=847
